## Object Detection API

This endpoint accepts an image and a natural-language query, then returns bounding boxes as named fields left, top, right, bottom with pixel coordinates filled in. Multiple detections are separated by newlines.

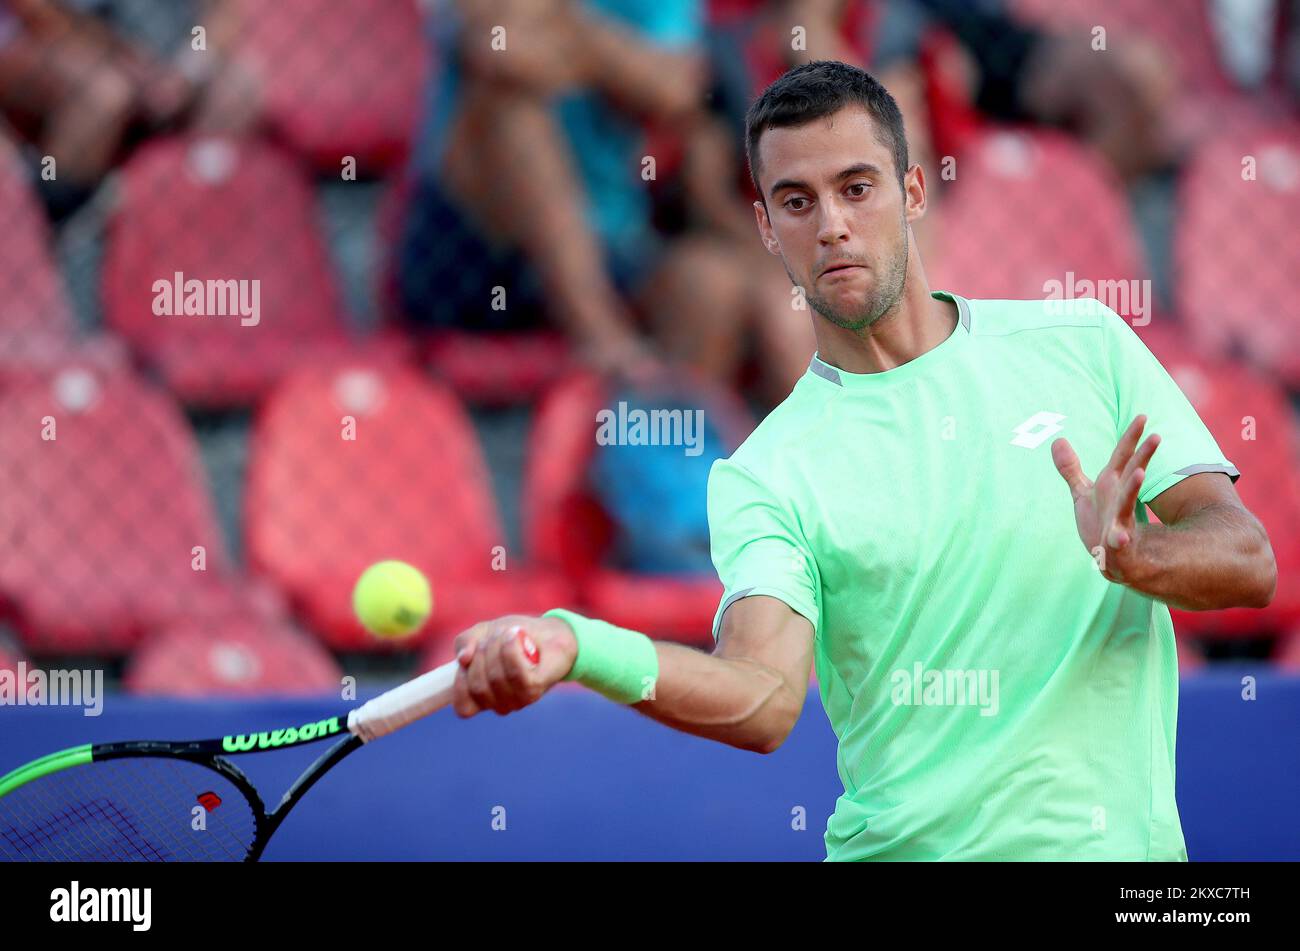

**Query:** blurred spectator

left=916, top=0, right=1182, bottom=179
left=660, top=0, right=1192, bottom=398
left=719, top=1, right=1183, bottom=179
left=398, top=0, right=768, bottom=387
left=591, top=379, right=730, bottom=574
left=0, top=0, right=260, bottom=217
left=1289, top=0, right=1300, bottom=100
left=672, top=0, right=936, bottom=401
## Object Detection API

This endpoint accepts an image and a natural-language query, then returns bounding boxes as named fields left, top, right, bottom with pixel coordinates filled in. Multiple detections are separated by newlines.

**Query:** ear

left=903, top=163, right=928, bottom=223
left=754, top=200, right=781, bottom=255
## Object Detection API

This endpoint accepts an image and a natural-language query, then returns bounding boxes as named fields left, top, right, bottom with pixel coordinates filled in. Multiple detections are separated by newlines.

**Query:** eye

left=847, top=182, right=870, bottom=197
left=784, top=196, right=810, bottom=211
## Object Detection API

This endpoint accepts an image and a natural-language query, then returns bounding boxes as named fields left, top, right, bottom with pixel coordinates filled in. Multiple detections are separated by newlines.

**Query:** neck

left=812, top=252, right=957, bottom=376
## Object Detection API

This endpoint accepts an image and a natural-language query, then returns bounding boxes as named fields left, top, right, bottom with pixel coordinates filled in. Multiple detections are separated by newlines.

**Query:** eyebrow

left=768, top=162, right=885, bottom=200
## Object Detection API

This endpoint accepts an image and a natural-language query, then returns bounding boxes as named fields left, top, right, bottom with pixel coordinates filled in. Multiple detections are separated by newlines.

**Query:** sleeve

left=625, top=0, right=702, bottom=50
left=1102, top=308, right=1241, bottom=506
left=707, top=457, right=820, bottom=641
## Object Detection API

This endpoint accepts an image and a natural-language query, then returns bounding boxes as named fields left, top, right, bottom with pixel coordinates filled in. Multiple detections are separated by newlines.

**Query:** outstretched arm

left=455, top=0, right=703, bottom=120
left=452, top=594, right=815, bottom=754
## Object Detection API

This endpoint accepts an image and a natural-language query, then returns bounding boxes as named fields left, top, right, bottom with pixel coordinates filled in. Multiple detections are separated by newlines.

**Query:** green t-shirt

left=707, top=292, right=1239, bottom=861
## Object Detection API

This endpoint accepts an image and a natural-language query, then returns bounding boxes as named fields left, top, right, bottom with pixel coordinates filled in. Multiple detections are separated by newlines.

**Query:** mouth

left=820, top=263, right=866, bottom=279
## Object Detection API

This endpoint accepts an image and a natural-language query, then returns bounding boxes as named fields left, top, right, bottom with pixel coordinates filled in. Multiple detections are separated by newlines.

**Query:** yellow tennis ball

left=352, top=560, right=432, bottom=638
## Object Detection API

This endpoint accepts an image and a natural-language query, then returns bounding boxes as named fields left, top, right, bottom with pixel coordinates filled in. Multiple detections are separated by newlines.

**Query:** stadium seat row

left=2, top=353, right=1299, bottom=695
left=4, top=121, right=1300, bottom=403
left=0, top=361, right=745, bottom=695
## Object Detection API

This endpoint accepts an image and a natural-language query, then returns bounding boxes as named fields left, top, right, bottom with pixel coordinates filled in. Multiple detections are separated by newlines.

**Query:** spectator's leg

left=441, top=77, right=642, bottom=363
left=1017, top=33, right=1178, bottom=181
left=0, top=31, right=135, bottom=186
left=634, top=233, right=752, bottom=385
left=190, top=56, right=264, bottom=136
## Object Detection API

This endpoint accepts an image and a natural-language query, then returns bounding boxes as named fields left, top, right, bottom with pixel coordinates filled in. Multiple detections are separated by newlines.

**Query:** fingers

left=1119, top=432, right=1160, bottom=489
left=453, top=622, right=488, bottom=663
left=1051, top=438, right=1091, bottom=497
left=483, top=628, right=512, bottom=713
left=452, top=670, right=481, bottom=718
left=484, top=625, right=544, bottom=714
left=1109, top=462, right=1148, bottom=548
left=453, top=618, right=543, bottom=718
left=1106, top=415, right=1148, bottom=475
left=1092, top=467, right=1125, bottom=546
left=499, top=626, right=543, bottom=709
left=1106, top=431, right=1159, bottom=549
left=452, top=623, right=489, bottom=718
left=465, top=631, right=501, bottom=714
left=456, top=639, right=477, bottom=667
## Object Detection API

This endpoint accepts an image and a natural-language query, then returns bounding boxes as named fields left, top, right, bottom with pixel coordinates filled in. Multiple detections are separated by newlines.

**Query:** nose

left=816, top=202, right=851, bottom=247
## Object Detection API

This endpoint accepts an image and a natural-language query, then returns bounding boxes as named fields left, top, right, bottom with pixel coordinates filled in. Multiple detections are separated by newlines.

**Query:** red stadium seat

left=425, top=330, right=572, bottom=407
left=0, top=133, right=79, bottom=371
left=1174, top=121, right=1300, bottom=384
left=233, top=0, right=428, bottom=173
left=0, top=334, right=130, bottom=387
left=127, top=616, right=341, bottom=696
left=930, top=129, right=1152, bottom=324
left=0, top=366, right=245, bottom=654
left=523, top=371, right=755, bottom=646
left=245, top=363, right=571, bottom=654
left=101, top=136, right=364, bottom=407
left=524, top=372, right=615, bottom=581
left=1138, top=322, right=1300, bottom=639
left=1275, top=624, right=1300, bottom=670
left=1175, top=636, right=1206, bottom=675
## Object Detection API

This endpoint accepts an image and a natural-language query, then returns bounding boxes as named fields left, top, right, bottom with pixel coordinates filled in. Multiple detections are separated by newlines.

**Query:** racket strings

left=4, top=796, right=168, bottom=861
left=0, top=757, right=258, bottom=861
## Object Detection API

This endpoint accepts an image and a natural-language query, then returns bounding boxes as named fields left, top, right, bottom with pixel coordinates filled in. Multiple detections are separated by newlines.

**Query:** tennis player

left=451, top=61, right=1277, bottom=861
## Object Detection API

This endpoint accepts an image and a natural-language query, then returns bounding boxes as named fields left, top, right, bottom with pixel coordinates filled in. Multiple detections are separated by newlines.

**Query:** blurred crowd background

left=1, top=0, right=1299, bottom=696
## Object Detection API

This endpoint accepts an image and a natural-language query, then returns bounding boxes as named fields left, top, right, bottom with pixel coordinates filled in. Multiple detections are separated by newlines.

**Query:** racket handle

left=347, top=628, right=539, bottom=742
left=347, top=661, right=458, bottom=742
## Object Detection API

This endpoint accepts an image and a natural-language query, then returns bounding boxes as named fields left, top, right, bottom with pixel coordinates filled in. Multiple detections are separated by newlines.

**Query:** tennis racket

left=0, top=629, right=539, bottom=862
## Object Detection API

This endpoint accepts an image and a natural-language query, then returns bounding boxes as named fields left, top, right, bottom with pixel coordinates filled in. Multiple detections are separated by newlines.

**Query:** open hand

left=1051, top=415, right=1161, bottom=582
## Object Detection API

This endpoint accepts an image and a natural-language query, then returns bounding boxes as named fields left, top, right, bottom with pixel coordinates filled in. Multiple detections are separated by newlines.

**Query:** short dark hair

left=745, top=60, right=909, bottom=200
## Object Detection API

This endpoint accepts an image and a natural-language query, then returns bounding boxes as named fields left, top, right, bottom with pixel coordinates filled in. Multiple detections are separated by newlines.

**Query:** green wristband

left=543, top=609, right=659, bottom=705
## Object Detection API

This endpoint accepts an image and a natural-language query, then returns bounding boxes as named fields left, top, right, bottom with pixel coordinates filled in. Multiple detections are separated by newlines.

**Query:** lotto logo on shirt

left=889, top=662, right=1000, bottom=717
left=1010, top=411, right=1066, bottom=449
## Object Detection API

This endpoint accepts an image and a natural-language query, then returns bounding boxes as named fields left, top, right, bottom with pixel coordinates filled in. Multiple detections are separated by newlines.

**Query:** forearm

left=579, top=10, right=704, bottom=121
left=453, top=610, right=810, bottom=752
left=461, top=81, right=640, bottom=348
left=681, top=117, right=757, bottom=239
left=1116, top=504, right=1277, bottom=611
left=631, top=642, right=805, bottom=754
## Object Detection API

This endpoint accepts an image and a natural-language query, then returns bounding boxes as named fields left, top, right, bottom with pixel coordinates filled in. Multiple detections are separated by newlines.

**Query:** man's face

left=753, top=106, right=913, bottom=331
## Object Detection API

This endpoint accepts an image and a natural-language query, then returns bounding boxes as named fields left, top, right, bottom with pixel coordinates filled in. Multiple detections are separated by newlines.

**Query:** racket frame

left=0, top=635, right=535, bottom=861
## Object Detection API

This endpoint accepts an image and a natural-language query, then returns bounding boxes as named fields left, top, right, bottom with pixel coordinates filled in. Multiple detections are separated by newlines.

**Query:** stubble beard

left=793, top=220, right=910, bottom=333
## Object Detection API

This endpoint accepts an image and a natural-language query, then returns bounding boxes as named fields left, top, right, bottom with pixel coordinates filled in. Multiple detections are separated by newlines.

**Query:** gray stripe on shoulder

left=809, top=359, right=842, bottom=385
left=719, top=587, right=756, bottom=616
left=955, top=295, right=972, bottom=330
left=713, top=587, right=757, bottom=638
left=1175, top=463, right=1241, bottom=483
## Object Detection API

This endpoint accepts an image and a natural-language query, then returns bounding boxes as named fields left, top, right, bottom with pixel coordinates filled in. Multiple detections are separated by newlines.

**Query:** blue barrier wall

left=1, top=666, right=1296, bottom=860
